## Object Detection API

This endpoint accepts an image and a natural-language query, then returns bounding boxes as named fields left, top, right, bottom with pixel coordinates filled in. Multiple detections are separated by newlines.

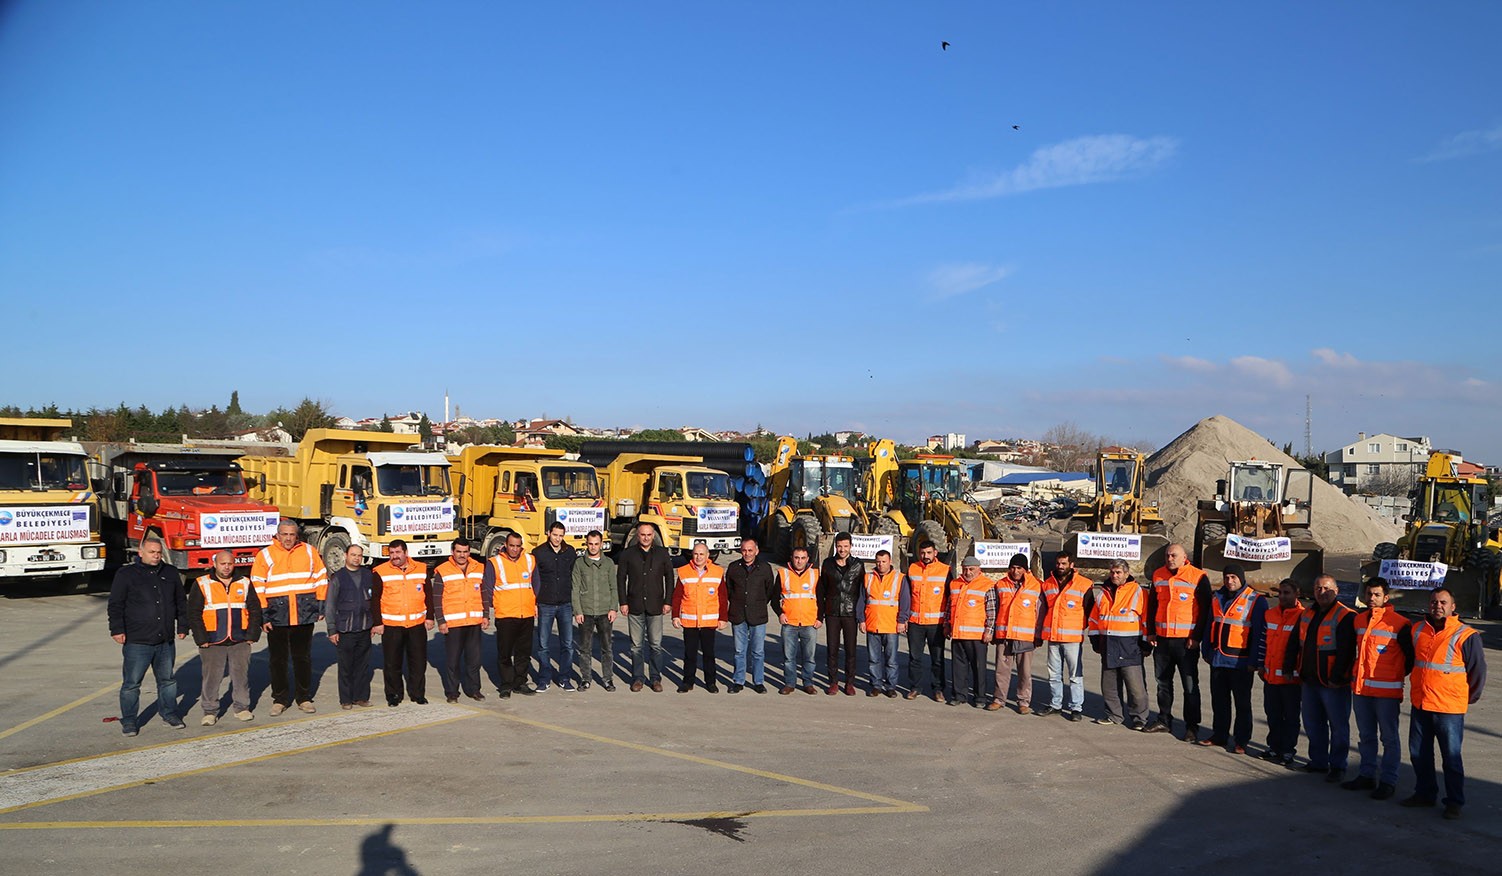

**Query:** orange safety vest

left=1297, top=602, right=1354, bottom=684
left=949, top=575, right=992, bottom=640
left=779, top=565, right=820, bottom=626
left=198, top=574, right=251, bottom=643
left=1410, top=616, right=1478, bottom=714
left=374, top=560, right=429, bottom=627
left=994, top=572, right=1044, bottom=642
left=863, top=569, right=902, bottom=634
left=1152, top=562, right=1204, bottom=638
left=1089, top=581, right=1145, bottom=638
left=676, top=562, right=725, bottom=628
left=434, top=558, right=486, bottom=628
left=1353, top=605, right=1412, bottom=699
left=251, top=541, right=328, bottom=626
left=1260, top=605, right=1302, bottom=685
left=490, top=553, right=538, bottom=619
left=907, top=560, right=951, bottom=625
left=1210, top=586, right=1260, bottom=658
left=1042, top=572, right=1091, bottom=643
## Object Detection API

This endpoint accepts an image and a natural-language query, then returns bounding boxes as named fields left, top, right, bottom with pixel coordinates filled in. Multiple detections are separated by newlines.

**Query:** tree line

left=0, top=393, right=337, bottom=442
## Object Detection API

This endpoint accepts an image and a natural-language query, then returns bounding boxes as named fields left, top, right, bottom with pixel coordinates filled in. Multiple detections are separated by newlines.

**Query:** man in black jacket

left=325, top=543, right=377, bottom=709
left=617, top=523, right=674, bottom=692
left=819, top=533, right=865, bottom=696
left=107, top=536, right=189, bottom=736
left=725, top=536, right=776, bottom=694
left=533, top=522, right=578, bottom=692
left=1290, top=574, right=1357, bottom=782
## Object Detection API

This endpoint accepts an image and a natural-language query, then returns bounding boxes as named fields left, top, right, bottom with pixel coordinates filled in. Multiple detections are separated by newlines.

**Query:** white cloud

left=1229, top=356, right=1294, bottom=387
left=925, top=262, right=1013, bottom=299
left=1464, top=377, right=1488, bottom=388
left=893, top=134, right=1178, bottom=206
left=1311, top=348, right=1360, bottom=368
left=1417, top=123, right=1502, bottom=163
left=1161, top=355, right=1218, bottom=373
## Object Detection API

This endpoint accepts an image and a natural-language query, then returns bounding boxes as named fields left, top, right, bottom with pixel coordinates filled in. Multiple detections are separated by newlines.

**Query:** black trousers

left=681, top=627, right=718, bottom=687
left=575, top=615, right=614, bottom=685
left=334, top=629, right=372, bottom=705
left=443, top=624, right=483, bottom=698
left=1209, top=666, right=1256, bottom=746
left=382, top=623, right=428, bottom=705
left=267, top=623, right=315, bottom=706
left=951, top=639, right=986, bottom=703
left=906, top=623, right=946, bottom=695
left=1264, top=681, right=1303, bottom=756
left=1153, top=637, right=1202, bottom=729
left=495, top=617, right=534, bottom=691
left=825, top=615, right=858, bottom=685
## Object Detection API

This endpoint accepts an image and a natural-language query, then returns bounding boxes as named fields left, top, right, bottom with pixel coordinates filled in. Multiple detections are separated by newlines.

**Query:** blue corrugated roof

left=990, top=471, right=1090, bottom=485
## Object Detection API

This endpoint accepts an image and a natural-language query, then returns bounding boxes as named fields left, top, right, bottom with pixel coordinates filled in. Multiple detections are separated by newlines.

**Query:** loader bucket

left=1200, top=536, right=1323, bottom=595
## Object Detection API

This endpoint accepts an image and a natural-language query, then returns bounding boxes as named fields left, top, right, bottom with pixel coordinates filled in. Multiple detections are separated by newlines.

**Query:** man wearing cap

left=1201, top=565, right=1267, bottom=751
left=947, top=556, right=997, bottom=707
left=1088, top=559, right=1151, bottom=729
left=989, top=553, right=1045, bottom=714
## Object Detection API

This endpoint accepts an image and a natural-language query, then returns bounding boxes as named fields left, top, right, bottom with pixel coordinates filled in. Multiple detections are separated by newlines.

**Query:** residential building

left=1324, top=432, right=1431, bottom=494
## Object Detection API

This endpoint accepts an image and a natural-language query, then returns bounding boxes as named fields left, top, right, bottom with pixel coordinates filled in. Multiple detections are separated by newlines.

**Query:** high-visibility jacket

left=907, top=560, right=950, bottom=625
left=674, top=562, right=726, bottom=628
left=1353, top=605, right=1412, bottom=699
left=198, top=574, right=252, bottom=644
left=779, top=566, right=820, bottom=626
left=1297, top=602, right=1354, bottom=686
left=490, top=553, right=538, bottom=619
left=994, top=572, right=1044, bottom=642
left=863, top=569, right=902, bottom=634
left=251, top=541, right=328, bottom=627
left=374, top=560, right=429, bottom=628
left=1042, top=572, right=1091, bottom=643
left=1089, top=581, right=1145, bottom=638
left=1410, top=616, right=1478, bottom=714
left=1209, top=586, right=1260, bottom=659
left=433, top=558, right=486, bottom=628
left=949, top=576, right=992, bottom=641
left=1261, top=605, right=1302, bottom=685
left=1151, top=562, right=1205, bottom=638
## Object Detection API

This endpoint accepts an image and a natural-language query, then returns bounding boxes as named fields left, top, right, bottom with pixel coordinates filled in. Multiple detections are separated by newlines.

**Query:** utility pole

left=1303, top=395, right=1312, bottom=458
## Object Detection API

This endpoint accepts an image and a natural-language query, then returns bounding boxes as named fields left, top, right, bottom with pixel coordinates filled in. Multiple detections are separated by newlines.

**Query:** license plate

left=410, top=543, right=446, bottom=558
left=29, top=550, right=65, bottom=563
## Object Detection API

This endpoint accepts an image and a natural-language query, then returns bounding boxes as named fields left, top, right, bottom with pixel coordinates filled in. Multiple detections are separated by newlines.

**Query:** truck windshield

left=542, top=466, right=599, bottom=500
left=1101, top=459, right=1136, bottom=495
left=795, top=460, right=823, bottom=505
left=1229, top=465, right=1280, bottom=504
left=156, top=469, right=247, bottom=496
left=1425, top=483, right=1472, bottom=524
left=0, top=452, right=89, bottom=491
left=825, top=464, right=858, bottom=501
left=687, top=471, right=733, bottom=500
left=376, top=464, right=450, bottom=497
left=923, top=465, right=962, bottom=499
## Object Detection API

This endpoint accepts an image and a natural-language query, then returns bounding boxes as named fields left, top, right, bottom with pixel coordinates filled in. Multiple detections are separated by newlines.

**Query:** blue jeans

left=867, top=632, right=899, bottom=690
left=782, top=625, right=817, bottom=687
left=628, top=612, right=666, bottom=684
left=1300, top=684, right=1352, bottom=770
left=732, top=622, right=766, bottom=685
left=1047, top=641, right=1084, bottom=711
left=1409, top=708, right=1466, bottom=806
left=120, top=641, right=179, bottom=729
left=1353, top=694, right=1402, bottom=785
left=535, top=602, right=574, bottom=685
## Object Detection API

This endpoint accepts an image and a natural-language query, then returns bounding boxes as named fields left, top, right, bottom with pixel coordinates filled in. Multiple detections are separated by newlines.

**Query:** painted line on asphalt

left=0, top=648, right=197, bottom=744
left=0, top=704, right=477, bottom=814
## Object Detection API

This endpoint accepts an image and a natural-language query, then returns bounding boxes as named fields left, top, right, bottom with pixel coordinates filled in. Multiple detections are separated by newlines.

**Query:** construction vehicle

left=0, top=417, right=106, bottom=586
left=1369, top=451, right=1500, bottom=613
left=238, top=429, right=457, bottom=572
left=1192, top=459, right=1323, bottom=592
left=91, top=444, right=280, bottom=573
left=761, top=436, right=865, bottom=561
left=1063, top=449, right=1169, bottom=578
left=594, top=452, right=741, bottom=556
left=449, top=445, right=605, bottom=557
left=885, top=454, right=997, bottom=558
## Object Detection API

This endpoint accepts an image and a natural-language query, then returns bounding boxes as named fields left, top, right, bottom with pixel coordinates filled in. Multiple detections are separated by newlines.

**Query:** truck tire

left=914, top=519, right=948, bottom=555
left=1467, top=546, right=1499, bottom=573
left=481, top=531, right=507, bottom=559
left=769, top=514, right=792, bottom=562
left=874, top=515, right=902, bottom=536
left=1201, top=523, right=1228, bottom=543
left=1372, top=542, right=1399, bottom=561
left=793, top=515, right=822, bottom=554
left=320, top=531, right=351, bottom=572
left=1144, top=520, right=1168, bottom=536
left=1065, top=518, right=1088, bottom=535
left=1286, top=527, right=1313, bottom=541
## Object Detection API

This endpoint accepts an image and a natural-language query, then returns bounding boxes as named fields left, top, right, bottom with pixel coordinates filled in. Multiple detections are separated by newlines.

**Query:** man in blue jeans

left=1402, top=587, right=1487, bottom=820
left=1292, top=574, right=1356, bottom=781
left=725, top=536, right=775, bottom=694
left=1343, top=577, right=1413, bottom=800
left=532, top=522, right=577, bottom=692
left=107, top=536, right=189, bottom=735
left=775, top=546, right=822, bottom=694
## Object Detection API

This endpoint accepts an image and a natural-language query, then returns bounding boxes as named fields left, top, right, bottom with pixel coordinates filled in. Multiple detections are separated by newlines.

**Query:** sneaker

left=201, top=714, right=217, bottom=726
left=269, top=703, right=287, bottom=717
left=500, top=689, right=512, bottom=699
left=1065, top=711, right=1084, bottom=723
left=1093, top=716, right=1118, bottom=725
left=121, top=725, right=138, bottom=737
left=780, top=686, right=795, bottom=695
left=1141, top=720, right=1171, bottom=734
left=536, top=684, right=551, bottom=693
left=558, top=682, right=575, bottom=693
left=1341, top=776, right=1377, bottom=792
left=1371, top=783, right=1396, bottom=801
left=1442, top=804, right=1462, bottom=820
left=1033, top=706, right=1057, bottom=717
left=516, top=685, right=536, bottom=696
left=234, top=710, right=254, bottom=721
left=164, top=717, right=186, bottom=729
left=602, top=683, right=615, bottom=692
left=752, top=684, right=767, bottom=694
left=1126, top=719, right=1148, bottom=732
left=578, top=682, right=591, bottom=691
left=297, top=701, right=316, bottom=713
left=1399, top=795, right=1435, bottom=808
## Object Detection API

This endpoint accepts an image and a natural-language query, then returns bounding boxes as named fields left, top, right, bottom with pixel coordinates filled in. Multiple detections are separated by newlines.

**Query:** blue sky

left=2, top=2, right=1498, bottom=459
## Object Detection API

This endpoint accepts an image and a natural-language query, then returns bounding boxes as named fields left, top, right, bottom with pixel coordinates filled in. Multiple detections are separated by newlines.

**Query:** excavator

left=1063, top=449, right=1169, bottom=579
left=1193, top=459, right=1323, bottom=592
left=761, top=436, right=865, bottom=561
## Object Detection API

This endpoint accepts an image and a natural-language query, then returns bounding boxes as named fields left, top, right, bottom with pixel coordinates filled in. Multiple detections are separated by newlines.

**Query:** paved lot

left=2, top=578, right=1499, bottom=875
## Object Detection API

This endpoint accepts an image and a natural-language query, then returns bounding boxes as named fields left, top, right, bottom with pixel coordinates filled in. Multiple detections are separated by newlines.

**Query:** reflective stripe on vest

left=198, top=575, right=251, bottom=642
left=1152, top=564, right=1202, bottom=636
left=1042, top=574, right=1090, bottom=643
left=995, top=572, right=1043, bottom=641
left=1211, top=586, right=1258, bottom=658
left=863, top=569, right=902, bottom=634
left=1411, top=617, right=1477, bottom=714
left=780, top=566, right=820, bottom=627
left=1353, top=606, right=1411, bottom=699
left=678, top=563, right=724, bottom=628
left=907, top=562, right=950, bottom=624
left=949, top=578, right=991, bottom=641
left=1090, top=581, right=1144, bottom=637
left=376, top=562, right=428, bottom=627
left=253, top=542, right=326, bottom=625
left=491, top=553, right=538, bottom=619
left=1260, top=605, right=1302, bottom=685
left=435, top=559, right=486, bottom=626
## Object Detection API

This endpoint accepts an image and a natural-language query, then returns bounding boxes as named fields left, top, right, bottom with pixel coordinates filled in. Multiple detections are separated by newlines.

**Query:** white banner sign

left=555, top=507, right=606, bottom=537
left=696, top=505, right=739, bottom=534
left=0, top=504, right=91, bottom=544
left=1222, top=535, right=1292, bottom=562
left=199, top=511, right=279, bottom=548
left=1076, top=532, right=1142, bottom=561
left=1379, top=559, right=1449, bottom=591
left=850, top=533, right=895, bottom=561
left=388, top=501, right=455, bottom=535
left=975, top=541, right=1033, bottom=568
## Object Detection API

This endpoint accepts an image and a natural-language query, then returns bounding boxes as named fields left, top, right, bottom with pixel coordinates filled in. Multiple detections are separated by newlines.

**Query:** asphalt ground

left=2, top=575, right=1499, bottom=875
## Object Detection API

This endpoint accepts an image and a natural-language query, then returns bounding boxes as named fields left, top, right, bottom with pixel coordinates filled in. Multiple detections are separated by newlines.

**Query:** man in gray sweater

left=572, top=530, right=619, bottom=691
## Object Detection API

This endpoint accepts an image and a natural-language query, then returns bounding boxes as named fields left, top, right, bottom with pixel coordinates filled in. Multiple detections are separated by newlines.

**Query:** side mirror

left=258, top=473, right=267, bottom=491
left=139, top=493, right=160, bottom=518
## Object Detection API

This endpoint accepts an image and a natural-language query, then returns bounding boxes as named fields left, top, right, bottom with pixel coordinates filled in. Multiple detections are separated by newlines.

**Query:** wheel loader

left=761, top=436, right=864, bottom=561
left=1062, top=450, right=1169, bottom=579
left=1193, top=459, right=1323, bottom=593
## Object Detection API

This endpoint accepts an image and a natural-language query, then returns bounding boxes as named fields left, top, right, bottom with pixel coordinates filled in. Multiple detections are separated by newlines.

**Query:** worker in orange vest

left=1290, top=574, right=1356, bottom=782
left=188, top=549, right=262, bottom=725
left=1200, top=565, right=1267, bottom=752
left=481, top=531, right=538, bottom=698
left=1343, top=576, right=1413, bottom=799
left=775, top=545, right=822, bottom=695
left=432, top=537, right=489, bottom=704
left=947, top=556, right=996, bottom=707
left=251, top=519, right=328, bottom=716
left=1088, top=559, right=1151, bottom=729
left=857, top=549, right=909, bottom=697
left=372, top=539, right=435, bottom=707
left=905, top=540, right=951, bottom=701
left=989, top=553, right=1044, bottom=714
left=1401, top=587, right=1487, bottom=819
left=1038, top=550, right=1091, bottom=722
left=1258, top=578, right=1304, bottom=765
left=673, top=543, right=729, bottom=693
left=1142, top=544, right=1211, bottom=740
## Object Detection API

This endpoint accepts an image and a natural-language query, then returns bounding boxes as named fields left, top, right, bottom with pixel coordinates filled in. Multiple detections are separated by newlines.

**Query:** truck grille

left=1413, top=534, right=1449, bottom=563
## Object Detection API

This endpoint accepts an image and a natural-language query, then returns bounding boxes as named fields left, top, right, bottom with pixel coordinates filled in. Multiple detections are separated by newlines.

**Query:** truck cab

left=599, top=454, right=741, bottom=555
left=0, top=417, right=106, bottom=584
left=449, top=445, right=606, bottom=557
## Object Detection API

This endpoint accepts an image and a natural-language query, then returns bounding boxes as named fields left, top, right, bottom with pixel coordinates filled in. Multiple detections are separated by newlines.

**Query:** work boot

left=780, top=686, right=795, bottom=695
left=1341, top=776, right=1377, bottom=792
left=1371, top=784, right=1396, bottom=801
left=984, top=700, right=1003, bottom=712
left=843, top=683, right=857, bottom=696
left=904, top=689, right=919, bottom=700
left=631, top=680, right=644, bottom=692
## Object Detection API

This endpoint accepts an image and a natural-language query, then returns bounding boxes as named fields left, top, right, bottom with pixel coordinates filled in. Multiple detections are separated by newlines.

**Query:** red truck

left=92, top=444, right=282, bottom=572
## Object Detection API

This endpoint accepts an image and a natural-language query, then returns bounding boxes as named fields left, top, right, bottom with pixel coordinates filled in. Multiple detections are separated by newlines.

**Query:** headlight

left=0, top=550, right=7, bottom=563
left=82, top=547, right=102, bottom=559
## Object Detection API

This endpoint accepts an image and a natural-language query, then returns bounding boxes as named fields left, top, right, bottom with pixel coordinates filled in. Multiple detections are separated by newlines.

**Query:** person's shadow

left=357, top=823, right=418, bottom=875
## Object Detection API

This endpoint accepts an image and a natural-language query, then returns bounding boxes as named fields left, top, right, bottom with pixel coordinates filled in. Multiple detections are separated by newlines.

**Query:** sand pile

left=1144, top=415, right=1401, bottom=556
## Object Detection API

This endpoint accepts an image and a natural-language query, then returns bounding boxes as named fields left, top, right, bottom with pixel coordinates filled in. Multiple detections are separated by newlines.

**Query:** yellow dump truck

left=595, top=453, right=741, bottom=555
left=0, top=417, right=106, bottom=585
left=238, top=429, right=457, bottom=571
left=448, top=445, right=606, bottom=556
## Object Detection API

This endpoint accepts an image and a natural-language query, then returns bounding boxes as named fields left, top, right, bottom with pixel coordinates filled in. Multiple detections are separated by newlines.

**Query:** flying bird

left=1012, top=125, right=1020, bottom=131
left=941, top=41, right=950, bottom=50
